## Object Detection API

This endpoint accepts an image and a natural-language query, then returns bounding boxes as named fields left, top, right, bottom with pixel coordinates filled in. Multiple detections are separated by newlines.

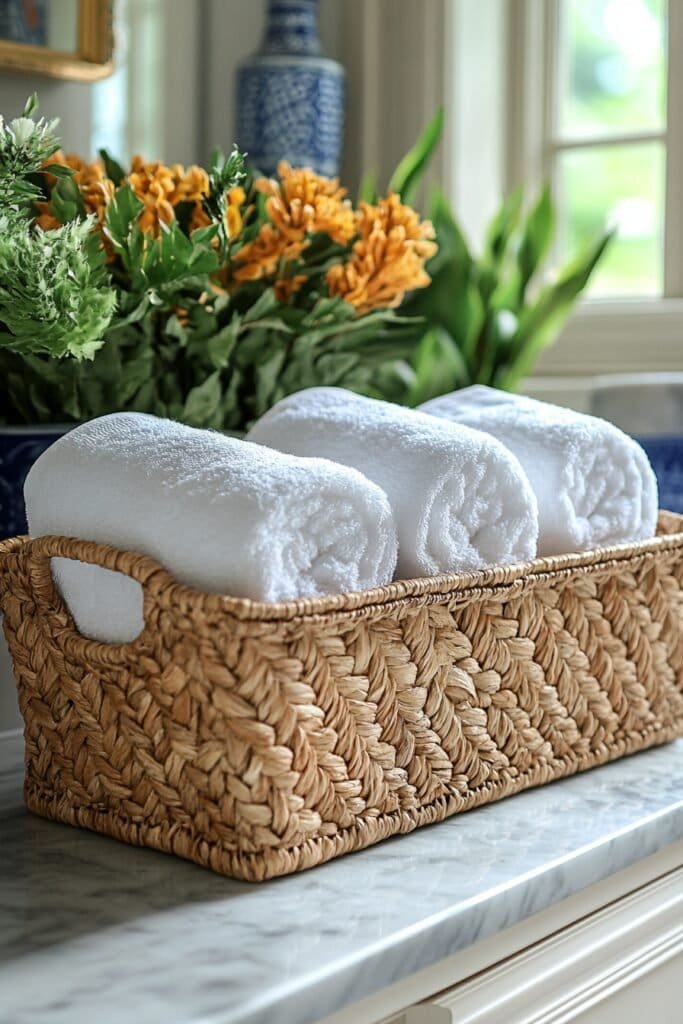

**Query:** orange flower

left=226, top=185, right=246, bottom=237
left=274, top=274, right=308, bottom=303
left=233, top=162, right=356, bottom=290
left=233, top=224, right=305, bottom=282
left=257, top=161, right=356, bottom=245
left=326, top=193, right=437, bottom=314
left=35, top=151, right=114, bottom=231
left=126, top=155, right=180, bottom=235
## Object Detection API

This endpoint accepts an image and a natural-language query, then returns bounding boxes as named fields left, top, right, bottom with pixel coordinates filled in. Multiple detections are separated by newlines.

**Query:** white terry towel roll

left=420, top=386, right=659, bottom=555
left=24, top=412, right=398, bottom=643
left=247, top=387, right=539, bottom=578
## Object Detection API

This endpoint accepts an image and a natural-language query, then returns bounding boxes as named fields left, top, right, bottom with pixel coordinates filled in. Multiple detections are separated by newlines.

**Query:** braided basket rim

left=1, top=511, right=682, bottom=629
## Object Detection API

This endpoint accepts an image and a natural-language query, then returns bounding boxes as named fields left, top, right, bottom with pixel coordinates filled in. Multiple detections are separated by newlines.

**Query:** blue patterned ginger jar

left=236, top=0, right=345, bottom=177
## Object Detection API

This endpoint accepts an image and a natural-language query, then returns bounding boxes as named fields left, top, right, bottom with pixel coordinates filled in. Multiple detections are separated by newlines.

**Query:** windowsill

left=534, top=298, right=683, bottom=377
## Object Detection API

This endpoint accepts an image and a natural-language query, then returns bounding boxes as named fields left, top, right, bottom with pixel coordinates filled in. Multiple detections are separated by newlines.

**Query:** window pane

left=557, top=142, right=665, bottom=297
left=557, top=0, right=667, bottom=139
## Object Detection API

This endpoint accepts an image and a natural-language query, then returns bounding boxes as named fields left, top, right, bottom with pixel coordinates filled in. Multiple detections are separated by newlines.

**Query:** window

left=551, top=0, right=667, bottom=298
left=506, top=0, right=683, bottom=374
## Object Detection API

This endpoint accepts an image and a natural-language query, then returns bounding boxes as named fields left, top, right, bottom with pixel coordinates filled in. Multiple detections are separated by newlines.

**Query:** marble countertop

left=1, top=738, right=682, bottom=1024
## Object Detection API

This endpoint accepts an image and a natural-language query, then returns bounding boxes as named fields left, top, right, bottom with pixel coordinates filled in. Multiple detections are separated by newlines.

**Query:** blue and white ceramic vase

left=236, top=0, right=345, bottom=177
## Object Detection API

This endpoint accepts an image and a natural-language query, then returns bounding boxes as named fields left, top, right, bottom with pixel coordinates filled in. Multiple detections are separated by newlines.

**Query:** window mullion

left=664, top=0, right=683, bottom=298
left=550, top=130, right=666, bottom=152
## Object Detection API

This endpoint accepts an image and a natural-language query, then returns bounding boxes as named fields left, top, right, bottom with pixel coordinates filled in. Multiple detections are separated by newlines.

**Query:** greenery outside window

left=506, top=0, right=683, bottom=376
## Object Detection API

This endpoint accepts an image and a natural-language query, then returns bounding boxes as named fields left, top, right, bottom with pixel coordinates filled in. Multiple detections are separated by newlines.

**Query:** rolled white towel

left=420, top=386, right=659, bottom=555
left=247, top=387, right=539, bottom=578
left=24, top=412, right=398, bottom=642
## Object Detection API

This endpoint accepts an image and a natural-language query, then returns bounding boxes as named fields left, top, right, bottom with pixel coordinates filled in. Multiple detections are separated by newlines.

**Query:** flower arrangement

left=0, top=96, right=434, bottom=429
left=0, top=97, right=611, bottom=432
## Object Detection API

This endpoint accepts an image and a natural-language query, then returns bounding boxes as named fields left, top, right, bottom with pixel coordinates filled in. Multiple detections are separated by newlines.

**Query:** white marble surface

left=1, top=739, right=682, bottom=1024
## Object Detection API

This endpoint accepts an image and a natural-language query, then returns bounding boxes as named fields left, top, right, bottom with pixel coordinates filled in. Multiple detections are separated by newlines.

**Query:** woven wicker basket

left=2, top=513, right=683, bottom=882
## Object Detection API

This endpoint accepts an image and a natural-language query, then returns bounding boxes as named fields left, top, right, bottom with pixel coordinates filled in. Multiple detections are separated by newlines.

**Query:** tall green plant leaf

left=357, top=169, right=378, bottom=204
left=483, top=186, right=523, bottom=265
left=388, top=107, right=444, bottom=205
left=498, top=229, right=614, bottom=390
left=517, top=184, right=554, bottom=298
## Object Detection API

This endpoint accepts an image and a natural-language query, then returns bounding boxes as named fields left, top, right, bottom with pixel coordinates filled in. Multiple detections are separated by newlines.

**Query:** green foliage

left=103, top=185, right=221, bottom=296
left=0, top=95, right=426, bottom=429
left=0, top=287, right=418, bottom=428
left=205, top=146, right=247, bottom=246
left=390, top=122, right=612, bottom=402
left=0, top=92, right=611, bottom=430
left=388, top=108, right=444, bottom=206
left=0, top=94, right=61, bottom=226
left=0, top=96, right=115, bottom=367
left=0, top=217, right=116, bottom=360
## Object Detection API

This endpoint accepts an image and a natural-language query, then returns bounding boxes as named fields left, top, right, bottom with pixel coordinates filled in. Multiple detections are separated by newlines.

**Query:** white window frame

left=506, top=0, right=683, bottom=377
left=304, top=0, right=683, bottom=382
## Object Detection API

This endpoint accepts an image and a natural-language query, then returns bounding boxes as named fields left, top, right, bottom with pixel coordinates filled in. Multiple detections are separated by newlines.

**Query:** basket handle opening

left=18, top=535, right=175, bottom=649
left=49, top=556, right=146, bottom=644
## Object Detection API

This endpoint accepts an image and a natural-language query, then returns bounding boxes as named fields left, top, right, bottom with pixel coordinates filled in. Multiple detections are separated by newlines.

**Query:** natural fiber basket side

left=1, top=513, right=683, bottom=882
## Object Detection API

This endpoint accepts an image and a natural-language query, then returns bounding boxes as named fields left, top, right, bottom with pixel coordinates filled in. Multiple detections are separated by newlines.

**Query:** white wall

left=0, top=73, right=95, bottom=151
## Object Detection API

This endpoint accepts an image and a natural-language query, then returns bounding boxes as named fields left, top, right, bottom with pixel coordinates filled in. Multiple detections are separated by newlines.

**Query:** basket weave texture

left=2, top=513, right=683, bottom=882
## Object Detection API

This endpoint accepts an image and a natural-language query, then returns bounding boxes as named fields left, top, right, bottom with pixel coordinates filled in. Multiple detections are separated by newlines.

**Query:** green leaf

left=164, top=314, right=189, bottom=344
left=99, top=148, right=126, bottom=186
left=406, top=190, right=481, bottom=379
left=242, top=287, right=280, bottom=323
left=50, top=174, right=86, bottom=222
left=484, top=186, right=523, bottom=265
left=207, top=317, right=240, bottom=369
left=388, top=107, right=444, bottom=205
left=428, top=186, right=472, bottom=274
left=182, top=370, right=223, bottom=426
left=103, top=184, right=144, bottom=249
left=43, top=163, right=75, bottom=180
left=315, top=351, right=360, bottom=385
left=517, top=184, right=554, bottom=298
left=23, top=92, right=39, bottom=118
left=253, top=348, right=287, bottom=415
left=498, top=229, right=614, bottom=390
left=357, top=169, right=378, bottom=205
left=406, top=326, right=469, bottom=406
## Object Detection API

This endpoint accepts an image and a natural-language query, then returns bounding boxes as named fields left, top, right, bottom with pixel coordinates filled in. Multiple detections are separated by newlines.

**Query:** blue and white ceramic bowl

left=591, top=374, right=683, bottom=514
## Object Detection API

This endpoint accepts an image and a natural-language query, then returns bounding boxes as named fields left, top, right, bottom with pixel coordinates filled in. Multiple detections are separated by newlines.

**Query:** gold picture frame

left=0, top=0, right=113, bottom=81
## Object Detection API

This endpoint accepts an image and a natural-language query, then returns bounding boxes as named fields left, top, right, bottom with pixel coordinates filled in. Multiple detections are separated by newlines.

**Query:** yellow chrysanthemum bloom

left=234, top=162, right=355, bottom=293
left=233, top=223, right=306, bottom=282
left=126, top=156, right=182, bottom=235
left=257, top=161, right=356, bottom=245
left=35, top=152, right=114, bottom=232
left=326, top=193, right=437, bottom=314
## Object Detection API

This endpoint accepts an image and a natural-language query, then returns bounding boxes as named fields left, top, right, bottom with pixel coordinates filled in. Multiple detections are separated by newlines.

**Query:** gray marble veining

left=1, top=740, right=682, bottom=1024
